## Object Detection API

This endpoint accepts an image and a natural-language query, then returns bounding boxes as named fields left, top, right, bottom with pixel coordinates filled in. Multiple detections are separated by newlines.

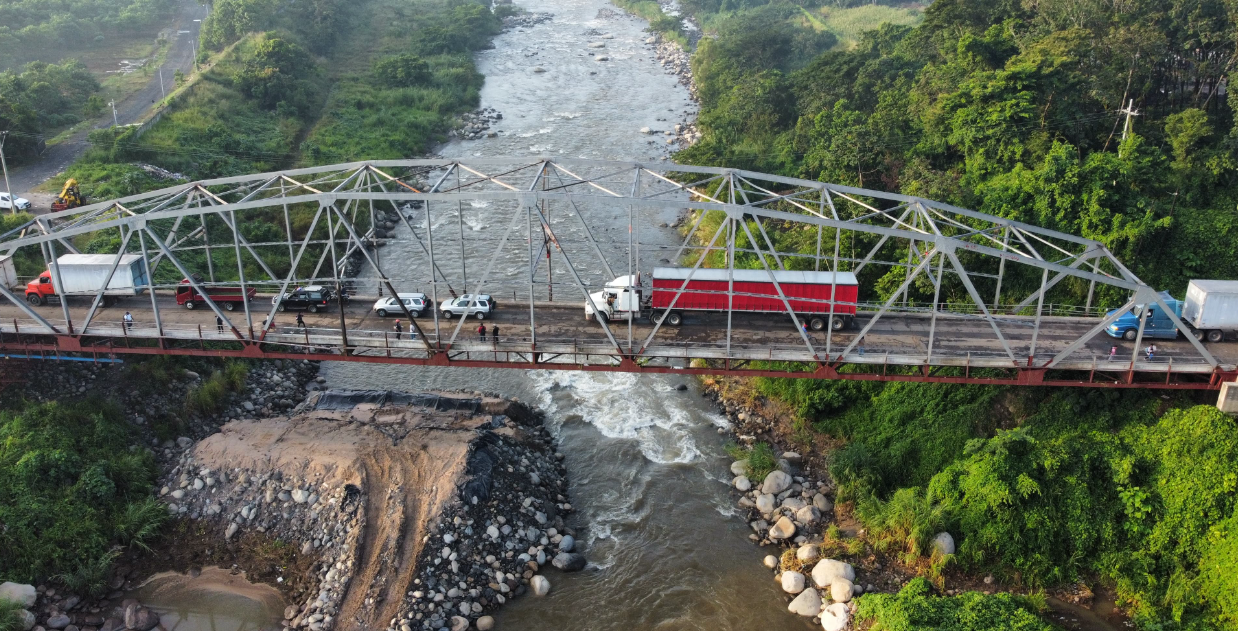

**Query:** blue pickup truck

left=1106, top=293, right=1184, bottom=340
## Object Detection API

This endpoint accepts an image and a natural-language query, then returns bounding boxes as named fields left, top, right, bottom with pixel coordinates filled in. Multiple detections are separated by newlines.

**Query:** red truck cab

left=175, top=276, right=257, bottom=311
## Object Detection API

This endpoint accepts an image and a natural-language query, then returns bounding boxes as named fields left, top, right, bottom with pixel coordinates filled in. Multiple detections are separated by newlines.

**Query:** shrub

left=854, top=577, right=1056, bottom=631
left=373, top=54, right=431, bottom=87
left=184, top=361, right=247, bottom=415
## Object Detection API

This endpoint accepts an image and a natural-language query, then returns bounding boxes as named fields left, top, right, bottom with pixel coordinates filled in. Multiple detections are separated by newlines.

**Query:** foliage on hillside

left=856, top=577, right=1056, bottom=631
left=0, top=61, right=103, bottom=163
left=0, top=0, right=175, bottom=70
left=678, top=0, right=1238, bottom=304
left=0, top=400, right=162, bottom=588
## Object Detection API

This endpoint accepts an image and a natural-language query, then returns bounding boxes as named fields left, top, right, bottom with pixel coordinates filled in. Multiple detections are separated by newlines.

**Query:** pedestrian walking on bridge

left=478, top=322, right=487, bottom=342
left=1108, top=345, right=1117, bottom=361
left=216, top=315, right=225, bottom=334
left=296, top=312, right=305, bottom=329
left=492, top=325, right=500, bottom=345
left=394, top=319, right=403, bottom=341
left=123, top=311, right=133, bottom=329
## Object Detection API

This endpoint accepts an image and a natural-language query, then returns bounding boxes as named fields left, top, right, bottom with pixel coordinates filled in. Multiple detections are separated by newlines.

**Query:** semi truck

left=1105, top=280, right=1238, bottom=342
left=25, top=254, right=149, bottom=306
left=175, top=275, right=256, bottom=311
left=586, top=267, right=859, bottom=330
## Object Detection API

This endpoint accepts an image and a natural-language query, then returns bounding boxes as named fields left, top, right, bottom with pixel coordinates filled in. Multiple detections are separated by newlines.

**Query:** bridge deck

left=2, top=294, right=1232, bottom=389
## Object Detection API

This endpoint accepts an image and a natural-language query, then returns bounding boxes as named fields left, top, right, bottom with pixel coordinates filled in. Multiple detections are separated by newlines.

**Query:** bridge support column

left=1218, top=380, right=1238, bottom=415
left=1016, top=369, right=1046, bottom=386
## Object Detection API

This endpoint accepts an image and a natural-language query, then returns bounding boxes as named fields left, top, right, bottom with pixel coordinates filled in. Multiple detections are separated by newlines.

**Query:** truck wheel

left=308, top=305, right=319, bottom=314
left=224, top=302, right=236, bottom=312
left=832, top=317, right=846, bottom=331
left=1207, top=329, right=1224, bottom=343
left=1123, top=329, right=1137, bottom=341
left=667, top=311, right=683, bottom=326
left=377, top=308, right=388, bottom=317
left=26, top=294, right=43, bottom=306
left=277, top=304, right=287, bottom=312
left=184, top=300, right=196, bottom=310
left=1192, top=329, right=1205, bottom=341
left=809, top=317, right=825, bottom=331
left=475, top=311, right=486, bottom=320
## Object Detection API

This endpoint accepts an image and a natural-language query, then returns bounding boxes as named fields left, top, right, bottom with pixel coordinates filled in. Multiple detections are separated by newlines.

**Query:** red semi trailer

left=585, top=267, right=859, bottom=330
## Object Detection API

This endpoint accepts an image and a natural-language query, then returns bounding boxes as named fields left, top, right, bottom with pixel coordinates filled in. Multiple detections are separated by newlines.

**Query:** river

left=322, top=0, right=814, bottom=629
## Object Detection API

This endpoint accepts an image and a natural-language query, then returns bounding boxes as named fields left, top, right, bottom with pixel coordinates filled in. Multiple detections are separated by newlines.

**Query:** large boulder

left=768, top=516, right=797, bottom=540
left=0, top=583, right=35, bottom=608
left=931, top=531, right=956, bottom=556
left=811, top=559, right=855, bottom=588
left=531, top=575, right=551, bottom=596
left=124, top=604, right=160, bottom=631
left=762, top=555, right=779, bottom=569
left=552, top=552, right=587, bottom=572
left=813, top=494, right=833, bottom=512
left=45, top=614, right=71, bottom=630
left=780, top=571, right=805, bottom=594
left=788, top=588, right=822, bottom=617
left=796, top=505, right=821, bottom=524
left=755, top=493, right=776, bottom=514
left=730, top=460, right=748, bottom=476
left=733, top=475, right=751, bottom=492
left=830, top=578, right=854, bottom=603
left=761, top=470, right=793, bottom=495
left=781, top=497, right=807, bottom=512
left=820, top=602, right=850, bottom=631
left=796, top=544, right=819, bottom=562
left=17, top=609, right=34, bottom=631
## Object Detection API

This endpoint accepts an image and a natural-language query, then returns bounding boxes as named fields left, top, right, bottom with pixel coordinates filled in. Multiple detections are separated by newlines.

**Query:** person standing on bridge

left=394, top=319, right=403, bottom=341
left=1108, top=345, right=1117, bottom=361
left=492, top=325, right=500, bottom=345
left=478, top=322, right=487, bottom=342
left=216, top=315, right=225, bottom=334
left=123, top=311, right=133, bottom=329
left=296, top=312, right=305, bottom=329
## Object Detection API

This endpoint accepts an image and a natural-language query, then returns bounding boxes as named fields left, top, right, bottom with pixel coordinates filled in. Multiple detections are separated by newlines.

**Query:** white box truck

left=1182, top=279, right=1238, bottom=342
left=0, top=254, right=18, bottom=290
left=25, top=254, right=149, bottom=306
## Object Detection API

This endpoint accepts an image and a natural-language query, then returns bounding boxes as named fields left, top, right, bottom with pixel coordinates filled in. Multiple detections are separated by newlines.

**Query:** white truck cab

left=586, top=274, right=643, bottom=321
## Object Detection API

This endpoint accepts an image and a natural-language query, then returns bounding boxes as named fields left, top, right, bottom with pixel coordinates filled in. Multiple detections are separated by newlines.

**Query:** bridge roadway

left=2, top=293, right=1234, bottom=388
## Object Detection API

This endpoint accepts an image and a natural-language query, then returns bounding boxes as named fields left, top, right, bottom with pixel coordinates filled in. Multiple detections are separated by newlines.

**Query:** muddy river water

left=325, top=0, right=814, bottom=629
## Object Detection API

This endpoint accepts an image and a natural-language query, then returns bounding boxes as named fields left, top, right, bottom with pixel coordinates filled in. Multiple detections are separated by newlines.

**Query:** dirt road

left=6, top=0, right=209, bottom=206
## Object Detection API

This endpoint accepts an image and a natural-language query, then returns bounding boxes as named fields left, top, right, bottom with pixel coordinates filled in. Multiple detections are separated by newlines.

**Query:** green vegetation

left=856, top=577, right=1055, bottom=631
left=0, top=600, right=24, bottom=631
left=725, top=440, right=778, bottom=480
left=0, top=60, right=103, bottom=163
left=813, top=4, right=922, bottom=49
left=0, top=0, right=175, bottom=70
left=185, top=361, right=249, bottom=415
left=0, top=400, right=161, bottom=586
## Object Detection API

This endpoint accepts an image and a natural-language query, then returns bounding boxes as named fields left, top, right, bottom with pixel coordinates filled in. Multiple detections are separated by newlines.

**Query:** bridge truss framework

left=0, top=158, right=1231, bottom=389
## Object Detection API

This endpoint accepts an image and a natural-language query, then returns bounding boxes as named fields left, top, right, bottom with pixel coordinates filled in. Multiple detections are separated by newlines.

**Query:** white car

left=439, top=294, right=494, bottom=319
left=0, top=192, right=31, bottom=211
left=372, top=293, right=427, bottom=317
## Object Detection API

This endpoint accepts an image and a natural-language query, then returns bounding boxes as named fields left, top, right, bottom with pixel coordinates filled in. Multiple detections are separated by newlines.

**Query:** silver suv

left=439, top=294, right=494, bottom=319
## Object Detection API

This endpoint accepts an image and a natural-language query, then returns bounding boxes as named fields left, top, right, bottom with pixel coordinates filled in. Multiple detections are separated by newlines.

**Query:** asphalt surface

left=3, top=293, right=1234, bottom=372
left=6, top=0, right=208, bottom=205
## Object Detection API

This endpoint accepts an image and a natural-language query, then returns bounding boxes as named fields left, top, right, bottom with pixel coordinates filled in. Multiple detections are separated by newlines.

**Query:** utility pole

left=108, top=100, right=118, bottom=127
left=1119, top=99, right=1140, bottom=141
left=0, top=131, right=12, bottom=214
left=158, top=69, right=165, bottom=97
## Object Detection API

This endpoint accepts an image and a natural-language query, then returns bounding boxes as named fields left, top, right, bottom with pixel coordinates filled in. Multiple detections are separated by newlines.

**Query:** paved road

left=6, top=0, right=208, bottom=205
left=2, top=293, right=1234, bottom=373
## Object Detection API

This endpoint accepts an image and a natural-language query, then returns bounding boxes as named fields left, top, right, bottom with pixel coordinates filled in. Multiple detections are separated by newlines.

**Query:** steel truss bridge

left=0, top=158, right=1233, bottom=389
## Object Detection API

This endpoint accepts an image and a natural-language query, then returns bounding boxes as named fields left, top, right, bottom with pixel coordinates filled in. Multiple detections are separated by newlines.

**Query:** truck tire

left=26, top=294, right=43, bottom=306
left=475, top=311, right=486, bottom=320
left=832, top=317, right=846, bottom=331
left=1123, top=329, right=1137, bottom=341
left=224, top=302, right=236, bottom=312
left=1192, top=329, right=1205, bottom=341
left=184, top=300, right=196, bottom=310
left=667, top=311, right=683, bottom=326
left=1207, top=329, right=1224, bottom=343
left=308, top=305, right=319, bottom=314
left=809, top=317, right=825, bottom=331
left=377, top=308, right=388, bottom=317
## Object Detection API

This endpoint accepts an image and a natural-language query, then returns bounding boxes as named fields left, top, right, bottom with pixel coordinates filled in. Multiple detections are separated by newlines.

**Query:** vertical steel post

left=993, top=226, right=1009, bottom=309
left=1130, top=295, right=1150, bottom=374
left=627, top=201, right=634, bottom=353
left=825, top=221, right=842, bottom=359
left=230, top=210, right=254, bottom=339
left=526, top=203, right=537, bottom=349
left=281, top=180, right=295, bottom=263
left=1085, top=256, right=1099, bottom=315
left=326, top=207, right=349, bottom=351
left=926, top=252, right=944, bottom=363
left=201, top=214, right=214, bottom=282
left=726, top=215, right=736, bottom=362
left=457, top=168, right=467, bottom=294
left=1028, top=267, right=1049, bottom=362
left=137, top=229, right=163, bottom=338
left=45, top=240, right=74, bottom=334
left=426, top=201, right=441, bottom=349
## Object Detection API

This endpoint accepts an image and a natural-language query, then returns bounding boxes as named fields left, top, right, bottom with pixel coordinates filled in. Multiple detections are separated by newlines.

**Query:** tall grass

left=184, top=360, right=249, bottom=415
left=817, top=4, right=923, bottom=49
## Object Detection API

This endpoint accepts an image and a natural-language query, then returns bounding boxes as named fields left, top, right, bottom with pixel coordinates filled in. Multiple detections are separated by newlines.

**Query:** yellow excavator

left=51, top=178, right=86, bottom=211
